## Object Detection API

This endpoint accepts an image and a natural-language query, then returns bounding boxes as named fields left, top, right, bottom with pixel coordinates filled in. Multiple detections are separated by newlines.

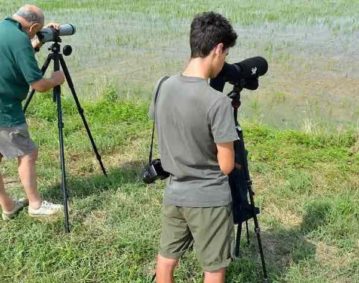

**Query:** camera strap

left=148, top=76, right=169, bottom=163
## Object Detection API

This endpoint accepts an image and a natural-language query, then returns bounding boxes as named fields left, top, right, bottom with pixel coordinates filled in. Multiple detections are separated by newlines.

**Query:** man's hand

left=51, top=71, right=65, bottom=86
left=32, top=23, right=61, bottom=51
left=31, top=36, right=42, bottom=50
left=44, top=22, right=60, bottom=30
left=31, top=71, right=65, bottom=92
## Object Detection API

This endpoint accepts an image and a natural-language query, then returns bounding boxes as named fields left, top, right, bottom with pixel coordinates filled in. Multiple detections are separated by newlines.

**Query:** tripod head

left=44, top=41, right=72, bottom=103
left=226, top=83, right=247, bottom=126
left=48, top=40, right=73, bottom=57
left=227, top=83, right=243, bottom=110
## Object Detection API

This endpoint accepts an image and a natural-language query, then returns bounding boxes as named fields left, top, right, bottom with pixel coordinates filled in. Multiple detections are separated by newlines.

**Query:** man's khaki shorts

left=159, top=204, right=234, bottom=272
left=0, top=124, right=37, bottom=159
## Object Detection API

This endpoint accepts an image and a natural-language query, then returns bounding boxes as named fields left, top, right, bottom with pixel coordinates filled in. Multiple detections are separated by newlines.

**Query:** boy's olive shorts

left=159, top=204, right=234, bottom=272
left=0, top=124, right=37, bottom=159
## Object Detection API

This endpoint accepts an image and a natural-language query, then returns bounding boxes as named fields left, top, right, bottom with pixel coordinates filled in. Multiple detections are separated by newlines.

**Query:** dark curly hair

left=190, top=11, right=237, bottom=58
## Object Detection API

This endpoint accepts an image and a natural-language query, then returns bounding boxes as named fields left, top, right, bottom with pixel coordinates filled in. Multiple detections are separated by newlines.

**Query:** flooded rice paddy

left=1, top=1, right=358, bottom=131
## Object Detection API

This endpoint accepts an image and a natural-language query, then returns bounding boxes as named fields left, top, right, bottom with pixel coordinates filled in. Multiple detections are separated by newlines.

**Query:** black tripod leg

left=237, top=126, right=269, bottom=282
left=53, top=53, right=71, bottom=233
left=249, top=186, right=269, bottom=283
left=248, top=183, right=269, bottom=282
left=55, top=89, right=71, bottom=233
left=234, top=223, right=242, bottom=258
left=58, top=55, right=107, bottom=177
left=23, top=54, right=53, bottom=113
left=246, top=220, right=250, bottom=244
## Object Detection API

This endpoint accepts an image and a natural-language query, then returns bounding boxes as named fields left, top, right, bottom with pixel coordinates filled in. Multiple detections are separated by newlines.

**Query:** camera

left=142, top=159, right=170, bottom=184
left=36, top=24, right=76, bottom=44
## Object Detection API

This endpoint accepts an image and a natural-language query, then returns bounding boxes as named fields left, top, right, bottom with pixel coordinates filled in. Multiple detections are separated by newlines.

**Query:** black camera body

left=142, top=159, right=170, bottom=184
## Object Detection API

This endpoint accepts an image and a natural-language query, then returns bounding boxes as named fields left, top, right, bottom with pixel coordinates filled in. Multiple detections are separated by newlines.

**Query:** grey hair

left=15, top=6, right=44, bottom=24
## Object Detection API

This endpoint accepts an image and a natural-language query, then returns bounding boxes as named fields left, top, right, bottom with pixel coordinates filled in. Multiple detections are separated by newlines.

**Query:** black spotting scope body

left=37, top=24, right=76, bottom=43
left=210, top=56, right=268, bottom=92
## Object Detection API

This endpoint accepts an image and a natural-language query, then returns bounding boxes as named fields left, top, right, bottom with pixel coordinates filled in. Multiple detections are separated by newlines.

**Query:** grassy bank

left=0, top=96, right=358, bottom=282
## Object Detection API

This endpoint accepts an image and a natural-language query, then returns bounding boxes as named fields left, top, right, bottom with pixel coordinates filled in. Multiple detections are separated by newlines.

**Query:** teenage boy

left=150, top=11, right=238, bottom=283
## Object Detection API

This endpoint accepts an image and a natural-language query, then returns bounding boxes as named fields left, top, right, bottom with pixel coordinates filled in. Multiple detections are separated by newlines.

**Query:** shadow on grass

left=41, top=160, right=147, bottom=202
left=227, top=202, right=335, bottom=282
left=226, top=225, right=316, bottom=282
left=40, top=162, right=322, bottom=282
left=300, top=200, right=332, bottom=233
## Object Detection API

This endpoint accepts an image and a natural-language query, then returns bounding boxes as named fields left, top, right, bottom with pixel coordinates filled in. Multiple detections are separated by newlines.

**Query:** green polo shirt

left=0, top=17, right=42, bottom=127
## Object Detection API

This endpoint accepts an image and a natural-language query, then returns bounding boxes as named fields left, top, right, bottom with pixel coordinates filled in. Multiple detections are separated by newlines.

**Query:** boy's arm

left=216, top=142, right=235, bottom=175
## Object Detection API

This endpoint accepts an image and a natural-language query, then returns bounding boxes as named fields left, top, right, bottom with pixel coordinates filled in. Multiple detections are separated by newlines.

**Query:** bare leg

left=17, top=149, right=41, bottom=209
left=204, top=268, right=226, bottom=283
left=156, top=254, right=178, bottom=283
left=0, top=172, right=15, bottom=212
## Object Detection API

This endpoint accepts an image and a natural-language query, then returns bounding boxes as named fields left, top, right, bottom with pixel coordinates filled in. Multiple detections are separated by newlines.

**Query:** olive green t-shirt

left=0, top=17, right=42, bottom=127
left=150, top=74, right=238, bottom=207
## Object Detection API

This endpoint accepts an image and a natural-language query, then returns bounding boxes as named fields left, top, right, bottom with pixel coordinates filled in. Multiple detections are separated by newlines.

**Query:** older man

left=0, top=5, right=65, bottom=220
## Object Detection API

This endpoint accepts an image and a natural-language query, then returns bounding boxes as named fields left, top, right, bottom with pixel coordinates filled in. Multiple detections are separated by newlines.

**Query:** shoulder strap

left=148, top=76, right=169, bottom=163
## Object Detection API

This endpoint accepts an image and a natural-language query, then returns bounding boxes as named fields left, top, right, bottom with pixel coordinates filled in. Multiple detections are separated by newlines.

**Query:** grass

left=0, top=1, right=358, bottom=282
left=0, top=96, right=358, bottom=282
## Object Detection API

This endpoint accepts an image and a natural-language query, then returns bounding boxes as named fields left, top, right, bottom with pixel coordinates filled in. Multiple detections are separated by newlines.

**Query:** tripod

left=228, top=84, right=269, bottom=282
left=24, top=40, right=107, bottom=232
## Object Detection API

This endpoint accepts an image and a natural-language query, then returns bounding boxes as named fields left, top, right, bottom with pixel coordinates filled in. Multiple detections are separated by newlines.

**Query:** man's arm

left=31, top=70, right=65, bottom=92
left=216, top=142, right=235, bottom=175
